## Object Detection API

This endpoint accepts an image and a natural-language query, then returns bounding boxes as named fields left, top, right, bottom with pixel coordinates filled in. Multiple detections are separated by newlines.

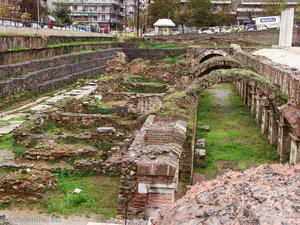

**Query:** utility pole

left=36, top=0, right=40, bottom=27
left=136, top=0, right=140, bottom=36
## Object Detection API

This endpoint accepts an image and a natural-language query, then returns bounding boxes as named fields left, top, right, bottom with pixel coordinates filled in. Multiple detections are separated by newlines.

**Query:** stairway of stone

left=0, top=52, right=117, bottom=98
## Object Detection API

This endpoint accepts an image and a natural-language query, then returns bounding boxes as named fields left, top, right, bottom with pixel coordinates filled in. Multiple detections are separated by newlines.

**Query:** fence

left=0, top=17, right=96, bottom=33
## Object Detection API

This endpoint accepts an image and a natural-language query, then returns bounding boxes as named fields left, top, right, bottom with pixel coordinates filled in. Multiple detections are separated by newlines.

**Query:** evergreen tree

left=54, top=4, right=72, bottom=25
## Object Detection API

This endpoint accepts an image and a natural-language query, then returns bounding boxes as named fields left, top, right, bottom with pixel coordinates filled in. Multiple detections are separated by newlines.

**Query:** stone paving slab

left=0, top=113, right=29, bottom=120
left=0, top=150, right=15, bottom=164
left=29, top=104, right=52, bottom=112
left=0, top=121, right=24, bottom=135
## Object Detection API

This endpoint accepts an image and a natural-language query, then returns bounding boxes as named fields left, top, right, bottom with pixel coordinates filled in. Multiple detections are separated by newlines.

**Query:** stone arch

left=186, top=69, right=286, bottom=107
left=194, top=56, right=242, bottom=78
left=197, top=49, right=228, bottom=63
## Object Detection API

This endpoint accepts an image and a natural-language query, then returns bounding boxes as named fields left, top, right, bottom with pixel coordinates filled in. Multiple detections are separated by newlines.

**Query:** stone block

left=196, top=138, right=206, bottom=148
left=96, top=127, right=116, bottom=134
left=198, top=125, right=210, bottom=132
left=195, top=149, right=206, bottom=159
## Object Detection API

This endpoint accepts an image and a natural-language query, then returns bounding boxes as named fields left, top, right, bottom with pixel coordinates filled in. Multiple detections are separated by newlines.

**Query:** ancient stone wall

left=0, top=48, right=121, bottom=79
left=117, top=115, right=188, bottom=220
left=123, top=48, right=186, bottom=61
left=0, top=43, right=118, bottom=65
left=234, top=51, right=300, bottom=106
left=0, top=35, right=114, bottom=52
left=147, top=30, right=280, bottom=46
left=50, top=113, right=118, bottom=128
left=0, top=169, right=57, bottom=204
left=0, top=49, right=120, bottom=98
left=105, top=92, right=166, bottom=114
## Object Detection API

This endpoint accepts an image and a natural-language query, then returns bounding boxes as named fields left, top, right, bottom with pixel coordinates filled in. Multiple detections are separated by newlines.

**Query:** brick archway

left=194, top=56, right=242, bottom=77
left=186, top=69, right=286, bottom=107
left=197, top=49, right=228, bottom=63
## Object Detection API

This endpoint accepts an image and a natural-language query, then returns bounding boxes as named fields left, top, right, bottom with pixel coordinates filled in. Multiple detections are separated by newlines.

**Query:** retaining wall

left=123, top=48, right=187, bottom=61
left=0, top=48, right=120, bottom=97
left=0, top=48, right=122, bottom=79
left=147, top=30, right=280, bottom=46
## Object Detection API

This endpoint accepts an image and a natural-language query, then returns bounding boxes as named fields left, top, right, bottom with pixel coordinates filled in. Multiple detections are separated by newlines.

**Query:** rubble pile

left=154, top=164, right=300, bottom=225
left=0, top=169, right=57, bottom=204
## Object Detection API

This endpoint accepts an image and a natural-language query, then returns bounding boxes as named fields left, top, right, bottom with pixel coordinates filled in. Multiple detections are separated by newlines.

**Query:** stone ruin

left=117, top=115, right=188, bottom=220
left=0, top=169, right=57, bottom=204
left=154, top=164, right=300, bottom=225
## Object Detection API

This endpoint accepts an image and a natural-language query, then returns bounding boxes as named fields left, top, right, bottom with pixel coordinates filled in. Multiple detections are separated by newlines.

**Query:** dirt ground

left=1, top=208, right=97, bottom=225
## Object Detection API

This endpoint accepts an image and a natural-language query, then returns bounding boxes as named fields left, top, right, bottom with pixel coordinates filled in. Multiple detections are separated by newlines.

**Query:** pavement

left=253, top=47, right=300, bottom=70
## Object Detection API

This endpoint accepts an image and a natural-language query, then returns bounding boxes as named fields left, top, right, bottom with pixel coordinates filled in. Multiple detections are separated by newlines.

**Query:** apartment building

left=50, top=0, right=126, bottom=31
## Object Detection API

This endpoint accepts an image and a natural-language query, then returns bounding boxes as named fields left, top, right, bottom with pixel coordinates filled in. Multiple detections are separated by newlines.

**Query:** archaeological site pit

left=0, top=28, right=299, bottom=225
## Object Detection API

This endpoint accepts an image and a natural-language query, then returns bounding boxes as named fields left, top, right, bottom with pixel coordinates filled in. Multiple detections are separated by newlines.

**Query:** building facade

left=50, top=0, right=126, bottom=31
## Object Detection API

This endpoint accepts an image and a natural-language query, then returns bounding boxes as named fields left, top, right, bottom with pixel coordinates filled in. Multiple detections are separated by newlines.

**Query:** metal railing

left=0, top=17, right=99, bottom=32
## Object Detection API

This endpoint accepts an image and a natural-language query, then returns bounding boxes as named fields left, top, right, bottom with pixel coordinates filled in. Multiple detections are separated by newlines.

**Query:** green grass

left=0, top=133, right=27, bottom=157
left=9, top=46, right=30, bottom=51
left=42, top=171, right=120, bottom=219
left=195, top=83, right=279, bottom=179
left=138, top=42, right=186, bottom=49
left=0, top=203, right=8, bottom=210
left=127, top=74, right=174, bottom=85
left=160, top=54, right=186, bottom=64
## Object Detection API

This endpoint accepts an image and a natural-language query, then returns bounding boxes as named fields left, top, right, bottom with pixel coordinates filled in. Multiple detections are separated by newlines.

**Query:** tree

left=148, top=0, right=214, bottom=32
left=20, top=0, right=38, bottom=20
left=53, top=4, right=72, bottom=25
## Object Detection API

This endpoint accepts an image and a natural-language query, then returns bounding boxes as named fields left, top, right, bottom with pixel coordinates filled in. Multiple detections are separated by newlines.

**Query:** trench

left=193, top=83, right=279, bottom=183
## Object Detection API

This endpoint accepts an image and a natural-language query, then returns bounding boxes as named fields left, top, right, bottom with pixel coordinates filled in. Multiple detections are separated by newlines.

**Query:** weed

left=0, top=133, right=27, bottom=157
left=0, top=203, right=8, bottom=210
left=195, top=83, right=279, bottom=179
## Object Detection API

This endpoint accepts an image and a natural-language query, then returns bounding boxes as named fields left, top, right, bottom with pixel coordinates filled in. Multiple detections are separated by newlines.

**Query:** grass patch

left=9, top=46, right=30, bottom=51
left=122, top=83, right=166, bottom=93
left=42, top=172, right=120, bottom=219
left=195, top=83, right=279, bottom=179
left=0, top=203, right=8, bottom=210
left=160, top=54, right=186, bottom=64
left=138, top=42, right=186, bottom=49
left=0, top=133, right=27, bottom=157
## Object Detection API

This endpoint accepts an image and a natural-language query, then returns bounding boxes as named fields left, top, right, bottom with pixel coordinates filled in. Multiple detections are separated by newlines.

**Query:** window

left=102, top=15, right=106, bottom=21
left=102, top=6, right=105, bottom=12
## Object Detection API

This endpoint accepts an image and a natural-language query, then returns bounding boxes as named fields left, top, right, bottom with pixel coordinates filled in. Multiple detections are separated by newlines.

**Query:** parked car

left=172, top=31, right=181, bottom=35
left=142, top=31, right=156, bottom=37
left=202, top=27, right=215, bottom=34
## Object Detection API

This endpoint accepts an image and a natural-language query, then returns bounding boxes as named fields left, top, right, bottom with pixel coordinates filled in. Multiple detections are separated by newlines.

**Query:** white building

left=50, top=0, right=126, bottom=31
